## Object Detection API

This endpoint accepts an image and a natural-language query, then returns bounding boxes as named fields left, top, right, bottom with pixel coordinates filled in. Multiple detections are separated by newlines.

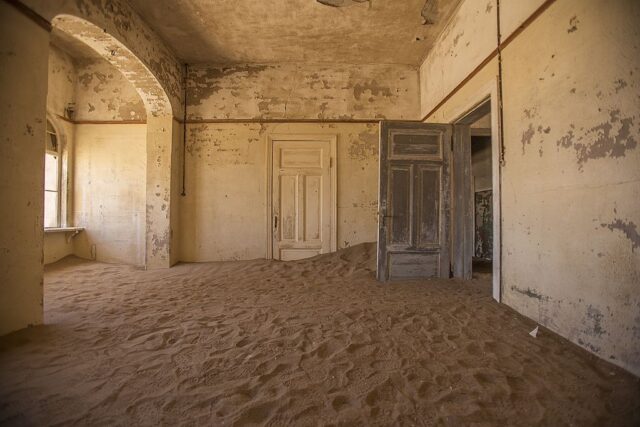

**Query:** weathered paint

left=47, top=45, right=77, bottom=119
left=421, top=0, right=640, bottom=375
left=53, top=15, right=171, bottom=118
left=187, top=63, right=420, bottom=120
left=75, top=58, right=146, bottom=121
left=180, top=123, right=379, bottom=262
left=419, top=0, right=497, bottom=116
left=24, top=0, right=185, bottom=117
left=474, top=190, right=492, bottom=260
left=127, top=0, right=461, bottom=65
left=0, top=1, right=49, bottom=334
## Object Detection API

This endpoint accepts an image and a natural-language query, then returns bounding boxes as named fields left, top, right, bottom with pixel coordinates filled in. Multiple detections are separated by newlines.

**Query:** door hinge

left=330, top=157, right=333, bottom=168
left=450, top=137, right=454, bottom=152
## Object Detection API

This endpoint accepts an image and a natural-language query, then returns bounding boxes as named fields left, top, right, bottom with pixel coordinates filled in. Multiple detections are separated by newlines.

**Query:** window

left=44, top=120, right=61, bottom=228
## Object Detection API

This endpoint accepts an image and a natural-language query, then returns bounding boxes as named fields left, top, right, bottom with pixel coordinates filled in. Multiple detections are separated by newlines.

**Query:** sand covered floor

left=1, top=243, right=639, bottom=426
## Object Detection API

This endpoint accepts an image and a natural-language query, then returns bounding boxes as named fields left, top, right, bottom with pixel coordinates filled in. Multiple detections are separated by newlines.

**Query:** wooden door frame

left=265, top=134, right=338, bottom=260
left=449, top=79, right=502, bottom=302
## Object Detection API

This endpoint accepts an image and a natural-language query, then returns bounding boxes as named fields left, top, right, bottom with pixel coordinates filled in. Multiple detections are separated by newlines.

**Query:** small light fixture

left=64, top=102, right=76, bottom=120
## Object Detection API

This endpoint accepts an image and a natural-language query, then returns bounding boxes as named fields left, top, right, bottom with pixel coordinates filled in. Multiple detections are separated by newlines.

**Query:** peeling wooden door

left=272, top=140, right=333, bottom=261
left=377, top=122, right=452, bottom=281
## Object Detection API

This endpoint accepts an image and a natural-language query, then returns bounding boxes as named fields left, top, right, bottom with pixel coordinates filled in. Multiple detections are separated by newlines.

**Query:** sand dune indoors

left=0, top=243, right=638, bottom=425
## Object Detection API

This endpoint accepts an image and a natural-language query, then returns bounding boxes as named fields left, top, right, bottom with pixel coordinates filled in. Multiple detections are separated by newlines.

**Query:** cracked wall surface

left=24, top=0, right=184, bottom=118
left=180, top=123, right=379, bottom=262
left=422, top=0, right=640, bottom=375
left=75, top=58, right=147, bottom=121
left=44, top=43, right=148, bottom=266
left=187, top=63, right=420, bottom=120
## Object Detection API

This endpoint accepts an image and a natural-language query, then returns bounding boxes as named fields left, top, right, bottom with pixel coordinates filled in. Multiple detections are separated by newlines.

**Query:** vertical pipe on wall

left=496, top=0, right=506, bottom=167
left=496, top=0, right=505, bottom=302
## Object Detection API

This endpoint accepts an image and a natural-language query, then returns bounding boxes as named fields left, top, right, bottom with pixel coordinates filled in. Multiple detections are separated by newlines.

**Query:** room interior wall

left=44, top=44, right=149, bottom=266
left=180, top=62, right=418, bottom=262
left=188, top=63, right=419, bottom=121
left=420, top=0, right=640, bottom=375
left=0, top=1, right=50, bottom=334
left=73, top=124, right=147, bottom=266
left=180, top=122, right=379, bottom=261
left=72, top=58, right=147, bottom=266
left=75, top=58, right=147, bottom=122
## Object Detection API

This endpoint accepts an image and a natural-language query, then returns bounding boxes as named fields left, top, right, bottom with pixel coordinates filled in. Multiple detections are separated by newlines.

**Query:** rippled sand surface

left=1, top=243, right=638, bottom=425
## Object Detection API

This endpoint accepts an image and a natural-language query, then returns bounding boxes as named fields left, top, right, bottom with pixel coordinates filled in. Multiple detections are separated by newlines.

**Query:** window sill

left=44, top=227, right=84, bottom=242
left=44, top=227, right=84, bottom=234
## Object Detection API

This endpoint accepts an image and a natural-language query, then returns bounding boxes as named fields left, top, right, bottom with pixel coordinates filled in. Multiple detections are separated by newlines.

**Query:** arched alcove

left=48, top=14, right=181, bottom=269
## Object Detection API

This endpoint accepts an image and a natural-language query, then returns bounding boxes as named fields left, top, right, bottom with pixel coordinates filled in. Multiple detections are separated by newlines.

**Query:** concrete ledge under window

left=44, top=227, right=84, bottom=234
left=44, top=227, right=84, bottom=243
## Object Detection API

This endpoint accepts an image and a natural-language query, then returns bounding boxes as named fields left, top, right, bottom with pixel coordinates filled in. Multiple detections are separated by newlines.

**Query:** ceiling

left=128, top=0, right=462, bottom=65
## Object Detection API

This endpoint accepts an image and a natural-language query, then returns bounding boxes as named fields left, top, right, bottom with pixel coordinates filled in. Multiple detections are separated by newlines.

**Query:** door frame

left=449, top=78, right=502, bottom=302
left=265, top=133, right=338, bottom=260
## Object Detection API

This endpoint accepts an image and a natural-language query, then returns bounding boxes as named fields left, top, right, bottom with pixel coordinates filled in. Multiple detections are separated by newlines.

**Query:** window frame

left=44, top=118, right=65, bottom=229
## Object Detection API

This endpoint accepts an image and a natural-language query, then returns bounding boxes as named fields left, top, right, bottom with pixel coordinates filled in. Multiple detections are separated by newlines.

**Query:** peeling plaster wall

left=73, top=124, right=147, bottom=266
left=419, top=0, right=497, bottom=116
left=0, top=2, right=49, bottom=334
left=180, top=61, right=416, bottom=261
left=45, top=44, right=149, bottom=266
left=421, top=0, right=640, bottom=375
left=187, top=63, right=420, bottom=120
left=180, top=123, right=379, bottom=262
left=25, top=0, right=184, bottom=117
left=75, top=58, right=146, bottom=121
left=48, top=45, right=77, bottom=119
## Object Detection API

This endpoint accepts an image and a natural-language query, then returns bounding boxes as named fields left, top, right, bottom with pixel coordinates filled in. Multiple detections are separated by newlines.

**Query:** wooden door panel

left=416, top=165, right=441, bottom=248
left=273, top=140, right=332, bottom=260
left=281, top=148, right=323, bottom=168
left=389, top=165, right=412, bottom=246
left=377, top=122, right=451, bottom=281
left=388, top=252, right=439, bottom=279
left=390, top=131, right=442, bottom=159
left=303, top=175, right=322, bottom=242
left=279, top=174, right=298, bottom=242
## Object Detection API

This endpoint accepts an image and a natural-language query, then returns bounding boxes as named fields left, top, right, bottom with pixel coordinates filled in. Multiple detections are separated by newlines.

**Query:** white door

left=272, top=139, right=333, bottom=261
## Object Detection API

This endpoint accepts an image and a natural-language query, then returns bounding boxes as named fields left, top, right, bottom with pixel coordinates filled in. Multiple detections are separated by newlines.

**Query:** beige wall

left=75, top=58, right=147, bottom=121
left=44, top=43, right=150, bottom=267
left=188, top=63, right=419, bottom=120
left=180, top=122, right=379, bottom=261
left=180, top=61, right=415, bottom=262
left=73, top=124, right=147, bottom=266
left=0, top=2, right=49, bottom=334
left=47, top=45, right=76, bottom=119
left=43, top=232, right=74, bottom=264
left=420, top=0, right=640, bottom=375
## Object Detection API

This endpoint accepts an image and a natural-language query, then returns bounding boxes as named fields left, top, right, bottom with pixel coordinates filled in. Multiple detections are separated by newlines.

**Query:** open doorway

left=470, top=113, right=493, bottom=278
left=453, top=95, right=501, bottom=301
